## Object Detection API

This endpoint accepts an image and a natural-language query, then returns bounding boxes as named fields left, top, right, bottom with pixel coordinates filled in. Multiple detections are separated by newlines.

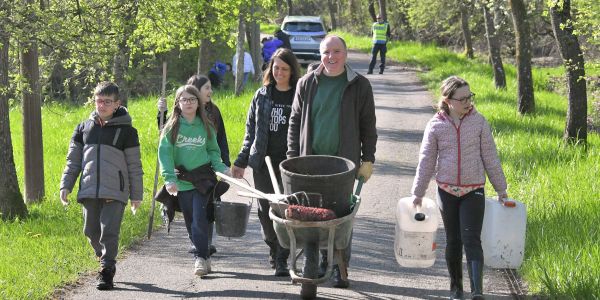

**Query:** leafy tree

left=481, top=0, right=506, bottom=88
left=0, top=0, right=28, bottom=220
left=509, top=0, right=535, bottom=114
left=549, top=0, right=587, bottom=144
left=19, top=0, right=45, bottom=202
left=459, top=0, right=474, bottom=58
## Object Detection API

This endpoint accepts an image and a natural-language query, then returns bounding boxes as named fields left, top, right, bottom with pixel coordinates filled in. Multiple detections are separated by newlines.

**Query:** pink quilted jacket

left=411, top=108, right=507, bottom=198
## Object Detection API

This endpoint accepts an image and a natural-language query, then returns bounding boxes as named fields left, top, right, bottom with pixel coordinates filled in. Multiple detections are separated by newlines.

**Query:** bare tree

left=368, top=1, right=376, bottom=22
left=21, top=0, right=45, bottom=203
left=550, top=0, right=587, bottom=144
left=482, top=0, right=506, bottom=88
left=459, top=0, right=474, bottom=58
left=0, top=2, right=28, bottom=220
left=509, top=0, right=535, bottom=114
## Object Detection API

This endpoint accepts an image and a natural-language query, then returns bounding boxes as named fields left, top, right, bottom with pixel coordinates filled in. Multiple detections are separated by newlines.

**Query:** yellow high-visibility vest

left=372, top=22, right=389, bottom=43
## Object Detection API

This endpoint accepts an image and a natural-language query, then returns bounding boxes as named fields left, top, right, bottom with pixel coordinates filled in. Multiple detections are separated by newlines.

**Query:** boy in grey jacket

left=60, top=81, right=143, bottom=290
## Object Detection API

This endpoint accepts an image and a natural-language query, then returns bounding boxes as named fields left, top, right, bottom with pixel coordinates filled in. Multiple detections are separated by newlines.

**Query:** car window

left=283, top=22, right=324, bottom=33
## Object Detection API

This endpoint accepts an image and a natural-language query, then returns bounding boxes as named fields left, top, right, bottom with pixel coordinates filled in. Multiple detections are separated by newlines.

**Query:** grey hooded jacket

left=60, top=107, right=143, bottom=203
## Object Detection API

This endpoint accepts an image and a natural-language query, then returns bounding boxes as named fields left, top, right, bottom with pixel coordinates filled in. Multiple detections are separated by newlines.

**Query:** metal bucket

left=215, top=201, right=252, bottom=238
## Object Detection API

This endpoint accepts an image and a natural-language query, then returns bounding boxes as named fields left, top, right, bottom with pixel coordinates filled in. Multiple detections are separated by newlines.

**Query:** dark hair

left=437, top=76, right=469, bottom=114
left=187, top=74, right=210, bottom=93
left=262, top=48, right=301, bottom=87
left=162, top=85, right=213, bottom=143
left=94, top=81, right=120, bottom=99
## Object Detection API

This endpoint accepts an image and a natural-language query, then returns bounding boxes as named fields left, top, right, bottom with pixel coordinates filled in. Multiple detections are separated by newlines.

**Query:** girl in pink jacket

left=411, top=76, right=508, bottom=300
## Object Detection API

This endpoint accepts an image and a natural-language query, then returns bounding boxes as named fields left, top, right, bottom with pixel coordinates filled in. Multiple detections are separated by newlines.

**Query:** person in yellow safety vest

left=367, top=14, right=391, bottom=75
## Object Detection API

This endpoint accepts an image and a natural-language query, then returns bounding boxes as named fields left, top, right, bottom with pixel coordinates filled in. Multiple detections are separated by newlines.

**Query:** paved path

left=63, top=51, right=515, bottom=299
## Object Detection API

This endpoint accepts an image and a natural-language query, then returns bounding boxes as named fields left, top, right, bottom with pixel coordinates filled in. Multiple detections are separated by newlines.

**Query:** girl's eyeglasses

left=179, top=97, right=198, bottom=104
left=450, top=93, right=475, bottom=103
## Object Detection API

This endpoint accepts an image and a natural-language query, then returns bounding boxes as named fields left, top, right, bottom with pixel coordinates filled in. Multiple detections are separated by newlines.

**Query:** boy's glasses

left=450, top=93, right=475, bottom=103
left=95, top=99, right=116, bottom=105
left=179, top=97, right=198, bottom=104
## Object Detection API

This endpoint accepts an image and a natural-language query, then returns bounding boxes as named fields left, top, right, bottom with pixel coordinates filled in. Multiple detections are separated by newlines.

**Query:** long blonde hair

left=437, top=76, right=469, bottom=114
left=162, top=85, right=214, bottom=144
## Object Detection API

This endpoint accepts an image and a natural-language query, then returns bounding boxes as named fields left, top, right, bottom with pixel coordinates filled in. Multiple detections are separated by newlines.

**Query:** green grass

left=0, top=83, right=260, bottom=299
left=338, top=32, right=600, bottom=298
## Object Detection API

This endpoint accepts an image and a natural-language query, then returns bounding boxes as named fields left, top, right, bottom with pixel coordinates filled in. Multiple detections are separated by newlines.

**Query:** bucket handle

left=214, top=177, right=254, bottom=208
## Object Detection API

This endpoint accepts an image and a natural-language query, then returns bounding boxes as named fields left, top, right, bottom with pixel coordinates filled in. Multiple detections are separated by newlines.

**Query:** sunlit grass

left=1, top=83, right=258, bottom=299
left=338, top=31, right=600, bottom=298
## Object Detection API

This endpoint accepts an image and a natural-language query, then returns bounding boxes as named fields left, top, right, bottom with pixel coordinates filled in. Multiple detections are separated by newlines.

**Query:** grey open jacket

left=234, top=84, right=288, bottom=169
left=287, top=63, right=377, bottom=169
left=60, top=107, right=144, bottom=203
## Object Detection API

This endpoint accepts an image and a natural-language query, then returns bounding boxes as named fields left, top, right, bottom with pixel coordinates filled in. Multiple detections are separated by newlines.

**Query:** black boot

left=332, top=265, right=349, bottom=288
left=274, top=244, right=290, bottom=277
left=318, top=255, right=328, bottom=277
left=379, top=67, right=384, bottom=74
left=96, top=265, right=116, bottom=290
left=266, top=241, right=276, bottom=269
left=447, top=260, right=464, bottom=300
left=467, top=261, right=484, bottom=300
left=367, top=68, right=373, bottom=74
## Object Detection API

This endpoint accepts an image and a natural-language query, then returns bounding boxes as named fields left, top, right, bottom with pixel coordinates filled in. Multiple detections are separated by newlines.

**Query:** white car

left=281, top=16, right=328, bottom=65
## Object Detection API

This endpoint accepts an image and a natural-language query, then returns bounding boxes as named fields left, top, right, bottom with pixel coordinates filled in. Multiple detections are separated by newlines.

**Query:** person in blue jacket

left=261, top=37, right=284, bottom=71
left=208, top=60, right=232, bottom=89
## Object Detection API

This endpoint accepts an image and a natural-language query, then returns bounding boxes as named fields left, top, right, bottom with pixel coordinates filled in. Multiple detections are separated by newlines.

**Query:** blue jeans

left=178, top=189, right=209, bottom=259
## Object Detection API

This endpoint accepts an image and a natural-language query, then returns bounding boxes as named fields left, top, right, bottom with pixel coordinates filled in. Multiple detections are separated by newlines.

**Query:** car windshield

left=283, top=22, right=324, bottom=32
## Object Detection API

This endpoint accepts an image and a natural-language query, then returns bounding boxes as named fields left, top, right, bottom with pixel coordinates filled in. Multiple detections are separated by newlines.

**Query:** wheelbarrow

left=269, top=180, right=363, bottom=299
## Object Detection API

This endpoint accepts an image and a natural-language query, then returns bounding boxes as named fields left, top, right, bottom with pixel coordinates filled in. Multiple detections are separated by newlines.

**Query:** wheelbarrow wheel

left=300, top=283, right=317, bottom=299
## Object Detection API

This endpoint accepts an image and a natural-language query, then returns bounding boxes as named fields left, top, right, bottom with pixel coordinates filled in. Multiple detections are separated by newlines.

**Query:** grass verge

left=336, top=31, right=600, bottom=298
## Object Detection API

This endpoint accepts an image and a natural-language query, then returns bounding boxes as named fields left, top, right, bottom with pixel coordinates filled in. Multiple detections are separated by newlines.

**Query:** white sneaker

left=194, top=257, right=208, bottom=277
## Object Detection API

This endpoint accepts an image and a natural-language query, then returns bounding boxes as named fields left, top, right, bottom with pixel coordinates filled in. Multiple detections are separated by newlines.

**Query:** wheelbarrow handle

left=355, top=176, right=365, bottom=196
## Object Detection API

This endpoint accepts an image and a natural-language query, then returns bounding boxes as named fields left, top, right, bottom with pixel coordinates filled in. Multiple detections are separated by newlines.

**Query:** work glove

left=357, top=161, right=373, bottom=183
left=157, top=97, right=168, bottom=112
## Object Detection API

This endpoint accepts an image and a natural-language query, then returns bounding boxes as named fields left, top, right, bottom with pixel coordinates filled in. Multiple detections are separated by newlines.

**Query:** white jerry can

left=394, top=197, right=439, bottom=268
left=481, top=198, right=527, bottom=269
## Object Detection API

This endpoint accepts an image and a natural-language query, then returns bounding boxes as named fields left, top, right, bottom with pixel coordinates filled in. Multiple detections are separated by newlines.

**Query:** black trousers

left=368, top=43, right=387, bottom=72
left=253, top=162, right=283, bottom=247
left=438, top=187, right=485, bottom=264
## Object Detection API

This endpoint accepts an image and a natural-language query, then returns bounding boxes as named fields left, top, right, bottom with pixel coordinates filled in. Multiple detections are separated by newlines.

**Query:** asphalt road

left=62, top=51, right=516, bottom=300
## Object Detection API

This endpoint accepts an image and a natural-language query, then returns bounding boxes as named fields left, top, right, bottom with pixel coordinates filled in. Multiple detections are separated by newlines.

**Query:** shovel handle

left=355, top=176, right=365, bottom=196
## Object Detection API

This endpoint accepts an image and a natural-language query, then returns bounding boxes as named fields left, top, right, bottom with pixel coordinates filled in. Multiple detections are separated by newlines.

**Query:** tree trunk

left=327, top=0, right=337, bottom=30
left=112, top=0, right=139, bottom=107
left=483, top=0, right=506, bottom=89
left=550, top=0, right=587, bottom=144
left=509, top=0, right=535, bottom=114
left=286, top=0, right=293, bottom=16
left=235, top=13, right=245, bottom=96
left=20, top=0, right=45, bottom=203
left=368, top=1, right=376, bottom=22
left=378, top=0, right=387, bottom=21
left=246, top=0, right=261, bottom=81
left=0, top=4, right=28, bottom=220
left=459, top=0, right=474, bottom=59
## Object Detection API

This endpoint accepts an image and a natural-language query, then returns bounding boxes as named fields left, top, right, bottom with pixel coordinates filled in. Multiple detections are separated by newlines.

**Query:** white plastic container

left=394, top=197, right=439, bottom=268
left=481, top=198, right=527, bottom=269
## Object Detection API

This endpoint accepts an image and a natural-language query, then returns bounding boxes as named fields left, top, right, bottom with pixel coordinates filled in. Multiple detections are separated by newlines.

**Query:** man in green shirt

left=287, top=35, right=378, bottom=288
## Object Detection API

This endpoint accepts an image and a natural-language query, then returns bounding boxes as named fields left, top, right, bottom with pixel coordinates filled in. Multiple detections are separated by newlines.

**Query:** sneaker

left=332, top=265, right=349, bottom=288
left=269, top=255, right=276, bottom=269
left=96, top=266, right=115, bottom=290
left=194, top=257, right=209, bottom=277
left=209, top=245, right=217, bottom=257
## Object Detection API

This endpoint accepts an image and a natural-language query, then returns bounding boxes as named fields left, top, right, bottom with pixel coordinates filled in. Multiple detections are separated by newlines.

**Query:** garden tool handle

left=216, top=171, right=283, bottom=202
left=264, top=156, right=282, bottom=195
left=355, top=176, right=365, bottom=196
